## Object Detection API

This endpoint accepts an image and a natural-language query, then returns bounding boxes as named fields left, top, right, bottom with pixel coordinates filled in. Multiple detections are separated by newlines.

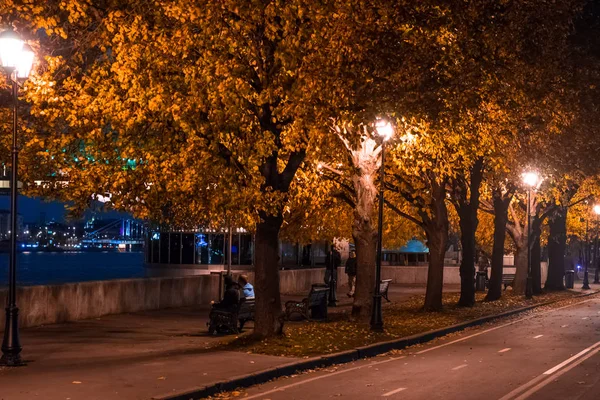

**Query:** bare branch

left=384, top=197, right=425, bottom=228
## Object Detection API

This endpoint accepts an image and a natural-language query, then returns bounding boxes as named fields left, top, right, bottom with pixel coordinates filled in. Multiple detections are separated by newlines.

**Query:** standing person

left=345, top=250, right=357, bottom=297
left=238, top=274, right=255, bottom=298
left=325, top=244, right=341, bottom=306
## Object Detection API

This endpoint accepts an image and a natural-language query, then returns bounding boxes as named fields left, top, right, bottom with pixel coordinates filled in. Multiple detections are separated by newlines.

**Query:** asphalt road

left=238, top=296, right=600, bottom=400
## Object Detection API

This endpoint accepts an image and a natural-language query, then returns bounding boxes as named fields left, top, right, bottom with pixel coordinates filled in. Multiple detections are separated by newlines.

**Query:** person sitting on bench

left=238, top=274, right=255, bottom=298
left=213, top=275, right=240, bottom=311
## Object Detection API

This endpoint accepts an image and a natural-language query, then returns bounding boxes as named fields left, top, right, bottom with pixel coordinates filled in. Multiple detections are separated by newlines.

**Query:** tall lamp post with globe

left=522, top=171, right=540, bottom=300
left=0, top=28, right=35, bottom=366
left=371, top=119, right=393, bottom=332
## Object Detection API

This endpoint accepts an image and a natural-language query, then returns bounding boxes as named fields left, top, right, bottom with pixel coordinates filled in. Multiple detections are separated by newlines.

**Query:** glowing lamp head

left=522, top=171, right=540, bottom=188
left=0, top=29, right=24, bottom=70
left=375, top=119, right=394, bottom=141
left=16, top=43, right=34, bottom=78
left=593, top=204, right=600, bottom=215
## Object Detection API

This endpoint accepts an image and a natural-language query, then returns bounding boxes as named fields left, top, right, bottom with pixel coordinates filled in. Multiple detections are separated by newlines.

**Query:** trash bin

left=565, top=270, right=575, bottom=289
left=476, top=271, right=487, bottom=292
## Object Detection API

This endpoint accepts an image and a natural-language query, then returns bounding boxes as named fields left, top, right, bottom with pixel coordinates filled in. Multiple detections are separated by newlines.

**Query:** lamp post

left=522, top=171, right=540, bottom=300
left=0, top=29, right=34, bottom=367
left=593, top=205, right=600, bottom=284
left=371, top=119, right=393, bottom=332
left=581, top=205, right=594, bottom=290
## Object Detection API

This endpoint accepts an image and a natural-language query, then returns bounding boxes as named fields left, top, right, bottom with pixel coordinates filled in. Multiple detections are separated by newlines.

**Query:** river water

left=0, top=251, right=146, bottom=286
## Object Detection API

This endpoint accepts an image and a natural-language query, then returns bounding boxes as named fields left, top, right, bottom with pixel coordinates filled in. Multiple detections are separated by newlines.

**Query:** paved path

left=0, top=284, right=450, bottom=400
left=236, top=291, right=600, bottom=400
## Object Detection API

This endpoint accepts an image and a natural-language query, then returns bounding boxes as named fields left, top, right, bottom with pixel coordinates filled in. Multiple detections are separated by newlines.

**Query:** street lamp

left=580, top=203, right=600, bottom=290
left=522, top=171, right=540, bottom=299
left=371, top=119, right=393, bottom=331
left=593, top=205, right=600, bottom=284
left=0, top=28, right=34, bottom=367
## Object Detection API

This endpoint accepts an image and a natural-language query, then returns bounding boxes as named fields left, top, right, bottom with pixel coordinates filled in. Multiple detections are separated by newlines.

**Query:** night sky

left=0, top=196, right=130, bottom=224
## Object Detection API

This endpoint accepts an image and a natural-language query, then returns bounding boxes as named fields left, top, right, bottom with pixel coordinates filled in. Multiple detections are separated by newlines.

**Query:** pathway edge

left=154, top=290, right=598, bottom=400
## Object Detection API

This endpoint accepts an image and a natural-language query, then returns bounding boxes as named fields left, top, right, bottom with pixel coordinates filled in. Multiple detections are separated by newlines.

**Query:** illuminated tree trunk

left=254, top=213, right=284, bottom=337
left=422, top=184, right=449, bottom=311
left=546, top=207, right=567, bottom=290
left=512, top=241, right=528, bottom=294
left=486, top=189, right=511, bottom=301
left=352, top=217, right=377, bottom=322
left=507, top=203, right=527, bottom=295
left=531, top=215, right=543, bottom=294
left=334, top=127, right=381, bottom=323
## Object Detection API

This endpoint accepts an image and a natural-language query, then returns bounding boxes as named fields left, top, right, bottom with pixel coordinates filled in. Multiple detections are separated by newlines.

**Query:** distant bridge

left=82, top=218, right=146, bottom=247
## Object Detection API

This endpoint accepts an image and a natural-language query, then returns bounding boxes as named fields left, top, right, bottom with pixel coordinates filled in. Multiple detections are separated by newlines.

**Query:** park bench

left=284, top=284, right=330, bottom=321
left=379, top=279, right=392, bottom=302
left=238, top=297, right=255, bottom=331
left=207, top=297, right=255, bottom=335
left=502, top=274, right=516, bottom=290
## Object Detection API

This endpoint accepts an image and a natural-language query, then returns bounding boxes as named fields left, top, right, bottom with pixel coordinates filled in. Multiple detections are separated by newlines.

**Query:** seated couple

left=213, top=274, right=254, bottom=311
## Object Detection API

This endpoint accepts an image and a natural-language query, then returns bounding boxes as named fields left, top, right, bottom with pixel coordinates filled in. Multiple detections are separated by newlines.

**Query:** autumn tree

left=2, top=0, right=372, bottom=337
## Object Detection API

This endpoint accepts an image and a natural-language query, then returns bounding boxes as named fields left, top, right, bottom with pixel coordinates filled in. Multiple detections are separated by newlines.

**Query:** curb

left=155, top=290, right=598, bottom=400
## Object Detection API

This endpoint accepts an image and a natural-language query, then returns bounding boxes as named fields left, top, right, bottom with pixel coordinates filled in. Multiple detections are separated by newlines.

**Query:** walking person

left=345, top=250, right=357, bottom=297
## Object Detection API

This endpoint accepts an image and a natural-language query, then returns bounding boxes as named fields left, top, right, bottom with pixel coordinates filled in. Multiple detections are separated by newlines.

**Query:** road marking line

left=242, top=357, right=405, bottom=400
left=543, top=341, right=600, bottom=375
left=382, top=387, right=406, bottom=397
left=498, top=340, right=600, bottom=400
left=498, top=348, right=511, bottom=353
left=533, top=335, right=543, bottom=339
left=415, top=299, right=594, bottom=355
left=513, top=346, right=600, bottom=400
left=452, top=364, right=468, bottom=370
left=244, top=297, right=597, bottom=399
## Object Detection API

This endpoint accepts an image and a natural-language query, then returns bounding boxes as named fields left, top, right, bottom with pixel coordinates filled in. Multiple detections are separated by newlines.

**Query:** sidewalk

left=2, top=282, right=562, bottom=400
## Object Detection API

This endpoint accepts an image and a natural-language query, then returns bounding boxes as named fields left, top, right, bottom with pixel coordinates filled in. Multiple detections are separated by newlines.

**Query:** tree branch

left=384, top=197, right=425, bottom=228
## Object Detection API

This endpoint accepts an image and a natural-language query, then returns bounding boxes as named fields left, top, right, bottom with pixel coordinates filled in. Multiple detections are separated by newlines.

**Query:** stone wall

left=0, top=263, right=551, bottom=331
left=0, top=275, right=220, bottom=330
left=381, top=266, right=461, bottom=285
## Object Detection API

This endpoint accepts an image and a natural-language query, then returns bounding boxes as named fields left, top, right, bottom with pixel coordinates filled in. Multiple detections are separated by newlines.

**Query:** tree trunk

left=351, top=223, right=377, bottom=322
left=513, top=242, right=528, bottom=294
left=253, top=214, right=284, bottom=337
left=486, top=191, right=511, bottom=301
left=546, top=207, right=567, bottom=290
left=424, top=227, right=448, bottom=311
left=423, top=187, right=449, bottom=312
left=531, top=216, right=543, bottom=295
left=456, top=158, right=483, bottom=307
left=457, top=208, right=476, bottom=306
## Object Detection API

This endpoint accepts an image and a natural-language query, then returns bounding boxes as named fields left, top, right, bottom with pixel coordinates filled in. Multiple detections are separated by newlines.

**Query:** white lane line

left=415, top=298, right=594, bottom=355
left=533, top=335, right=543, bottom=339
left=514, top=346, right=600, bottom=400
left=382, top=387, right=406, bottom=397
left=498, top=340, right=600, bottom=400
left=245, top=297, right=597, bottom=399
left=452, top=364, right=468, bottom=371
left=242, top=357, right=405, bottom=400
left=498, top=348, right=512, bottom=353
left=543, top=341, right=600, bottom=375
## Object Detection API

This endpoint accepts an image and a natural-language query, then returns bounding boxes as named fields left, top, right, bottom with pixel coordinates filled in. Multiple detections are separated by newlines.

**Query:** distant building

left=0, top=210, right=24, bottom=240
